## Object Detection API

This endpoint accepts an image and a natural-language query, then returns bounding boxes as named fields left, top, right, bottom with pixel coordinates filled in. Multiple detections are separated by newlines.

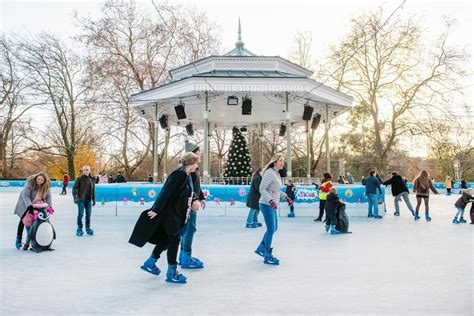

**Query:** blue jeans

left=367, top=194, right=379, bottom=216
left=259, top=203, right=278, bottom=248
left=394, top=192, right=414, bottom=213
left=246, top=209, right=260, bottom=224
left=77, top=200, right=92, bottom=228
left=181, top=210, right=197, bottom=253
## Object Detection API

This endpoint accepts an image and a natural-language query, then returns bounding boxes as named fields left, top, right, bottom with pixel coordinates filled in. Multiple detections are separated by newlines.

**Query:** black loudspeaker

left=302, top=105, right=314, bottom=120
left=159, top=115, right=168, bottom=129
left=311, top=114, right=321, bottom=130
left=175, top=103, right=186, bottom=120
left=185, top=123, right=194, bottom=136
left=242, top=98, right=252, bottom=115
left=279, top=124, right=286, bottom=136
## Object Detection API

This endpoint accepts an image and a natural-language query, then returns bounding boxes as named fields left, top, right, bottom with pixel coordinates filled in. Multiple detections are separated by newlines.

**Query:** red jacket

left=63, top=175, right=70, bottom=186
left=320, top=179, right=333, bottom=193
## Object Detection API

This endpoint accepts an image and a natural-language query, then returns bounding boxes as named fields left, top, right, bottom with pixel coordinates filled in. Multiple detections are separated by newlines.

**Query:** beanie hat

left=185, top=139, right=200, bottom=153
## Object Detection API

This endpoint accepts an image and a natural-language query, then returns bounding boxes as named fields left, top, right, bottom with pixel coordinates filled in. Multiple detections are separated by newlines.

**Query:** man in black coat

left=245, top=168, right=263, bottom=228
left=285, top=179, right=296, bottom=217
left=383, top=172, right=415, bottom=217
left=114, top=171, right=127, bottom=183
left=129, top=152, right=200, bottom=284
left=73, top=165, right=96, bottom=237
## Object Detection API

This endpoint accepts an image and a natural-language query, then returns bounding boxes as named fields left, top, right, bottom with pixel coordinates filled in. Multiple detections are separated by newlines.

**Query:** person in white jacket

left=254, top=153, right=293, bottom=265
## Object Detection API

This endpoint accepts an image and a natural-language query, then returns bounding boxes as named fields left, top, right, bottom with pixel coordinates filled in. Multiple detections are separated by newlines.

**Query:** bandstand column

left=285, top=92, right=292, bottom=179
left=203, top=92, right=210, bottom=184
left=153, top=104, right=159, bottom=184
left=163, top=128, right=169, bottom=179
left=259, top=123, right=264, bottom=168
left=325, top=103, right=330, bottom=173
left=306, top=120, right=311, bottom=178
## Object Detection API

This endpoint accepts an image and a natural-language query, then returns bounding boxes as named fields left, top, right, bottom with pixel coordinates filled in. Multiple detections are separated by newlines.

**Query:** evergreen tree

left=224, top=127, right=252, bottom=178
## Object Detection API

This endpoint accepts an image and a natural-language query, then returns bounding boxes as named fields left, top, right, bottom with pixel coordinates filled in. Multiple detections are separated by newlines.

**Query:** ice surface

left=1, top=188, right=472, bottom=315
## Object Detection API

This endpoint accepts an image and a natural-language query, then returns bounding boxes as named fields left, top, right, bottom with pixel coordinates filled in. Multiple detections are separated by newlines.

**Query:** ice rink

left=1, top=189, right=472, bottom=315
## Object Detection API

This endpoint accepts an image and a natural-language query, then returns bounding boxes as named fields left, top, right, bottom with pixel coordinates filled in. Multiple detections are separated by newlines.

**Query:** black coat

left=325, top=192, right=343, bottom=214
left=73, top=175, right=96, bottom=203
left=285, top=184, right=296, bottom=200
left=115, top=175, right=127, bottom=183
left=191, top=169, right=205, bottom=201
left=246, top=173, right=262, bottom=209
left=129, top=168, right=191, bottom=247
left=383, top=175, right=409, bottom=196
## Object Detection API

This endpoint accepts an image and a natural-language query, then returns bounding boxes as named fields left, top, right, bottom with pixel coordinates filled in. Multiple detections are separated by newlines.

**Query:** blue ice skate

left=287, top=211, right=295, bottom=218
left=253, top=222, right=263, bottom=227
left=15, top=236, right=22, bottom=250
left=393, top=211, right=400, bottom=216
left=246, top=223, right=257, bottom=228
left=452, top=218, right=459, bottom=224
left=76, top=227, right=84, bottom=237
left=330, top=226, right=340, bottom=235
left=414, top=212, right=420, bottom=221
left=425, top=213, right=431, bottom=222
left=325, top=225, right=330, bottom=233
left=255, top=242, right=265, bottom=257
left=263, top=248, right=280, bottom=265
left=166, top=265, right=187, bottom=284
left=459, top=217, right=467, bottom=223
left=141, top=255, right=161, bottom=275
left=86, top=227, right=94, bottom=235
left=179, top=251, right=204, bottom=269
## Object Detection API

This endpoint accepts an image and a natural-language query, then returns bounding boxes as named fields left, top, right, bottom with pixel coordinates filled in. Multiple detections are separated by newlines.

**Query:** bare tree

left=290, top=31, right=314, bottom=70
left=319, top=8, right=468, bottom=173
left=15, top=33, right=93, bottom=179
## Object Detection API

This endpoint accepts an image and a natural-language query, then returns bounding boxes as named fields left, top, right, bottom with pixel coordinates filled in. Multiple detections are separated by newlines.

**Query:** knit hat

left=185, top=139, right=200, bottom=153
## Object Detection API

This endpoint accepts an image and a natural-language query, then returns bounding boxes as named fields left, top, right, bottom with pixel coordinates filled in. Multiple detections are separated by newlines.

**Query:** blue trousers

left=246, top=209, right=260, bottom=224
left=367, top=194, right=379, bottom=216
left=181, top=210, right=197, bottom=253
left=259, top=203, right=278, bottom=248
left=77, top=200, right=92, bottom=228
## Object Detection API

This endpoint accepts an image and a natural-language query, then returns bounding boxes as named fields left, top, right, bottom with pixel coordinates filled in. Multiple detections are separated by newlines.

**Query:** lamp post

left=453, top=159, right=461, bottom=183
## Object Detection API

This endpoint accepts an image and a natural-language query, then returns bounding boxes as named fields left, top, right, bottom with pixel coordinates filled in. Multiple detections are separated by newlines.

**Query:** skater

left=246, top=168, right=263, bottom=228
left=362, top=170, right=383, bottom=219
left=461, top=179, right=467, bottom=190
left=129, top=152, right=200, bottom=284
left=13, top=172, right=52, bottom=250
left=445, top=176, right=452, bottom=196
left=60, top=172, right=70, bottom=195
left=324, top=187, right=344, bottom=234
left=73, top=165, right=96, bottom=236
left=115, top=171, right=127, bottom=183
left=314, top=173, right=332, bottom=222
left=452, top=189, right=474, bottom=224
left=286, top=179, right=296, bottom=217
left=346, top=172, right=354, bottom=184
left=255, top=154, right=293, bottom=265
left=179, top=140, right=206, bottom=269
left=413, top=170, right=439, bottom=221
left=148, top=174, right=153, bottom=183
left=98, top=173, right=108, bottom=184
left=383, top=172, right=415, bottom=217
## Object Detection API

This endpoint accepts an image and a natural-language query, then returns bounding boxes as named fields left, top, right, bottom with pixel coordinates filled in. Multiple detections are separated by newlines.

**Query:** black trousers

left=325, top=207, right=337, bottom=227
left=317, top=200, right=326, bottom=219
left=151, top=220, right=182, bottom=265
left=17, top=211, right=28, bottom=238
left=61, top=185, right=67, bottom=194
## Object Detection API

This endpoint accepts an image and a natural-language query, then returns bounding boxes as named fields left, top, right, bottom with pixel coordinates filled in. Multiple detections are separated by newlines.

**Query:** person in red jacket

left=314, top=173, right=333, bottom=222
left=60, top=172, right=70, bottom=195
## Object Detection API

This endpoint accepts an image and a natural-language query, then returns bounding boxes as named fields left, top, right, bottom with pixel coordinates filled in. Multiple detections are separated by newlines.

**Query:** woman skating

left=413, top=170, right=439, bottom=221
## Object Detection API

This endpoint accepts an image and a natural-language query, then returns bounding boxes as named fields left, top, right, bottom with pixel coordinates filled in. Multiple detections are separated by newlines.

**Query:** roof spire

left=238, top=18, right=242, bottom=42
left=236, top=18, right=244, bottom=47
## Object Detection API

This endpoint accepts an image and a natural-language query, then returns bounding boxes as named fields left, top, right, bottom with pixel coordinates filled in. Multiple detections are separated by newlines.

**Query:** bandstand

left=131, top=22, right=353, bottom=183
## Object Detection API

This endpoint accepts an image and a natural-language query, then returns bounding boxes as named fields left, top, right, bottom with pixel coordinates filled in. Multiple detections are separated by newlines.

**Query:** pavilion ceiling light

left=227, top=96, right=239, bottom=106
left=242, top=97, right=252, bottom=115
left=311, top=114, right=321, bottom=130
left=175, top=100, right=186, bottom=120
left=302, top=103, right=314, bottom=120
left=240, top=126, right=247, bottom=133
left=159, top=115, right=168, bottom=129
left=185, top=123, right=194, bottom=136
left=279, top=123, right=286, bottom=137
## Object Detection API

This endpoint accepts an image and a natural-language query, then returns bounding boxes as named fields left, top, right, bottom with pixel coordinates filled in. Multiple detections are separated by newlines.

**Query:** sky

left=1, top=0, right=473, bottom=158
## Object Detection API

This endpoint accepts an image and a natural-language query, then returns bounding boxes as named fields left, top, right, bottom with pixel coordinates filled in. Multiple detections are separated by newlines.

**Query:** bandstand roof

left=131, top=22, right=353, bottom=129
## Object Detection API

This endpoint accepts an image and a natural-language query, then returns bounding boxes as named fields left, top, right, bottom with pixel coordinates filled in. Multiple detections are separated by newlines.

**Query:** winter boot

left=393, top=211, right=400, bottom=216
left=324, top=225, right=330, bottom=233
left=425, top=212, right=432, bottom=222
left=414, top=212, right=420, bottom=221
left=140, top=255, right=161, bottom=275
left=15, top=236, right=22, bottom=250
left=263, top=248, right=280, bottom=265
left=22, top=242, right=30, bottom=251
left=246, top=223, right=257, bottom=228
left=76, top=226, right=84, bottom=237
left=166, top=264, right=187, bottom=284
left=367, top=214, right=374, bottom=218
left=330, top=226, right=340, bottom=235
left=255, top=242, right=265, bottom=257
left=459, top=217, right=467, bottom=223
left=287, top=211, right=295, bottom=218
left=452, top=217, right=459, bottom=224
left=179, top=251, right=204, bottom=269
left=86, top=227, right=94, bottom=235
left=253, top=222, right=263, bottom=227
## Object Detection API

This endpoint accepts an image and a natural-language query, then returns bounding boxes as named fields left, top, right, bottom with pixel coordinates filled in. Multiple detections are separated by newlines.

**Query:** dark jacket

left=73, top=175, right=96, bottom=203
left=129, top=167, right=191, bottom=247
left=383, top=175, right=409, bottom=196
left=325, top=192, right=343, bottom=213
left=191, top=169, right=205, bottom=201
left=454, top=191, right=474, bottom=209
left=285, top=183, right=296, bottom=200
left=246, top=172, right=262, bottom=209
left=115, top=175, right=127, bottom=183
left=413, top=178, right=438, bottom=196
left=362, top=176, right=382, bottom=195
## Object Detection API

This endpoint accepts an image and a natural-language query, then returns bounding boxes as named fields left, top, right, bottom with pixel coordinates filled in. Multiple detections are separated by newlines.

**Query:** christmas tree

left=224, top=127, right=252, bottom=178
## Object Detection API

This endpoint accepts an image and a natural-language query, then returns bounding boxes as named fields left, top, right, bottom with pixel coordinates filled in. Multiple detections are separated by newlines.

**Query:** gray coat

left=14, top=181, right=52, bottom=218
left=259, top=168, right=287, bottom=207
left=246, top=173, right=262, bottom=209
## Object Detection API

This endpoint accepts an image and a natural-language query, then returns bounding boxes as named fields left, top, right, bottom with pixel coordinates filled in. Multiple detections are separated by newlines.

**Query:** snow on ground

left=0, top=188, right=472, bottom=315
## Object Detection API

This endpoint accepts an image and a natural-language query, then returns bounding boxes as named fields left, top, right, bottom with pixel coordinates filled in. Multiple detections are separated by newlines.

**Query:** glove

left=285, top=196, right=293, bottom=207
left=33, top=210, right=38, bottom=221
left=92, top=201, right=96, bottom=206
left=73, top=198, right=79, bottom=204
left=200, top=200, right=206, bottom=209
left=269, top=199, right=278, bottom=209
left=46, top=207, right=54, bottom=215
